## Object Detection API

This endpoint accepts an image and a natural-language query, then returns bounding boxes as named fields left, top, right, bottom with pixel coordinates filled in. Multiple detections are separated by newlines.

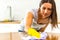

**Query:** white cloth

left=21, top=32, right=47, bottom=40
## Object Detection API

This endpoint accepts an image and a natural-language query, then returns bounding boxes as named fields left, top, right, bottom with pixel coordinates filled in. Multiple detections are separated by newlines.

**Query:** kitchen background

left=0, top=0, right=60, bottom=22
left=0, top=0, right=60, bottom=40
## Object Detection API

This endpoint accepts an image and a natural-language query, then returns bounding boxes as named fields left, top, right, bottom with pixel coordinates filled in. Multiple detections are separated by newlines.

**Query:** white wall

left=0, top=0, right=11, bottom=21
left=55, top=0, right=60, bottom=22
left=0, top=0, right=60, bottom=21
left=0, top=0, right=40, bottom=21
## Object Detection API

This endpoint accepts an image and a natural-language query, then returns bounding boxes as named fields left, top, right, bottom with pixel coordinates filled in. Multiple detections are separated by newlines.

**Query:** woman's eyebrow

left=48, top=8, right=52, bottom=10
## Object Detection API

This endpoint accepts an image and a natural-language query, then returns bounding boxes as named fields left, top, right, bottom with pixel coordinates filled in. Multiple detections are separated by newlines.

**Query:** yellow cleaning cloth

left=27, top=28, right=41, bottom=38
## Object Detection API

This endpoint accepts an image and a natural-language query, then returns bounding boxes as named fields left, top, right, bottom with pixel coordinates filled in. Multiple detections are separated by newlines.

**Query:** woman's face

left=40, top=3, right=52, bottom=19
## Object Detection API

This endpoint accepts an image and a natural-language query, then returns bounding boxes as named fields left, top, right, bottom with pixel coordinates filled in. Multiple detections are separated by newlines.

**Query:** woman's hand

left=27, top=28, right=41, bottom=38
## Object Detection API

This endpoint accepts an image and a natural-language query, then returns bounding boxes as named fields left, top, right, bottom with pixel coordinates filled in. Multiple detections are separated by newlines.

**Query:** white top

left=30, top=9, right=46, bottom=30
left=19, top=9, right=46, bottom=31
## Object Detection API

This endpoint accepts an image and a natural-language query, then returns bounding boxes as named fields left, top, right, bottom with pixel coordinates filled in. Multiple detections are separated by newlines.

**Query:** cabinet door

left=0, top=33, right=10, bottom=40
left=11, top=32, right=21, bottom=40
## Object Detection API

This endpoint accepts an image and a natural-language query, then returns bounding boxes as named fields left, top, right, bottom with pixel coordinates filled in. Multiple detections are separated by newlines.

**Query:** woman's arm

left=24, top=12, right=33, bottom=32
left=24, top=12, right=41, bottom=38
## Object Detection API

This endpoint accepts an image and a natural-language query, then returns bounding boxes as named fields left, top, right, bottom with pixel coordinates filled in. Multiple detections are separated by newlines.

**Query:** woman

left=24, top=0, right=58, bottom=32
left=19, top=0, right=58, bottom=39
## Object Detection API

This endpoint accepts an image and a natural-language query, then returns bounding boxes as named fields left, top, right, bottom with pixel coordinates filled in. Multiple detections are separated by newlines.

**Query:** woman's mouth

left=42, top=14, right=45, bottom=18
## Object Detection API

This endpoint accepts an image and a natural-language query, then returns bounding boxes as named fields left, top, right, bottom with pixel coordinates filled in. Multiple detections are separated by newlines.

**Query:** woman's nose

left=44, top=9, right=48, bottom=14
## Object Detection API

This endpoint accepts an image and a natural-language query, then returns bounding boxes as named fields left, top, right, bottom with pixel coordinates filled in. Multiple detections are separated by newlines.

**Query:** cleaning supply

left=40, top=32, right=47, bottom=39
left=27, top=28, right=41, bottom=38
left=20, top=30, right=47, bottom=40
left=29, top=32, right=47, bottom=40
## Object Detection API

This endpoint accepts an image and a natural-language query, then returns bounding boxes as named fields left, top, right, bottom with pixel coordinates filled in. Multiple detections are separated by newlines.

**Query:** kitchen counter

left=0, top=21, right=20, bottom=33
left=0, top=21, right=20, bottom=24
left=0, top=32, right=60, bottom=40
left=0, top=21, right=60, bottom=40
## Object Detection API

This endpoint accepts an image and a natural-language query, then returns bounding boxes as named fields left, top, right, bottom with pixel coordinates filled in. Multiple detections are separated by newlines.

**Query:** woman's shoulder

left=26, top=9, right=38, bottom=14
left=25, top=9, right=38, bottom=17
left=31, top=9, right=38, bottom=13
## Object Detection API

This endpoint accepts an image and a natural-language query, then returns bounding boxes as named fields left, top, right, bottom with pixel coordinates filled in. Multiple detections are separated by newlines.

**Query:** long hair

left=38, top=0, right=58, bottom=28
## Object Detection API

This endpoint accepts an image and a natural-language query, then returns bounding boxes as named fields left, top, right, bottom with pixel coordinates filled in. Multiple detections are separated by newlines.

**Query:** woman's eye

left=48, top=8, right=52, bottom=11
left=43, top=7, right=46, bottom=10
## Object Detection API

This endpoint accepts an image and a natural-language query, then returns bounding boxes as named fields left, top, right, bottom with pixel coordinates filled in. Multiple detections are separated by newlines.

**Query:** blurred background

left=0, top=0, right=60, bottom=23
left=0, top=0, right=60, bottom=40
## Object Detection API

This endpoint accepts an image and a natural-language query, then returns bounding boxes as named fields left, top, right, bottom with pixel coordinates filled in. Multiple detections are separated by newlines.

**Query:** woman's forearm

left=25, top=12, right=33, bottom=32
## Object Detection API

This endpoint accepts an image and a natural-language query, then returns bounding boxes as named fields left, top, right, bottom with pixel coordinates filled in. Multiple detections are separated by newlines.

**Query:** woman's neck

left=37, top=17, right=49, bottom=24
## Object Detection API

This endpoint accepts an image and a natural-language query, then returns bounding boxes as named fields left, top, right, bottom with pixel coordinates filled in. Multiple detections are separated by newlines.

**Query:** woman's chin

left=42, top=17, right=46, bottom=19
left=42, top=17, right=48, bottom=19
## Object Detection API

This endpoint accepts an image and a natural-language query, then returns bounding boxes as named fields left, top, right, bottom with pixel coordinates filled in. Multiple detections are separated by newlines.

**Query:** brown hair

left=38, top=0, right=58, bottom=28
